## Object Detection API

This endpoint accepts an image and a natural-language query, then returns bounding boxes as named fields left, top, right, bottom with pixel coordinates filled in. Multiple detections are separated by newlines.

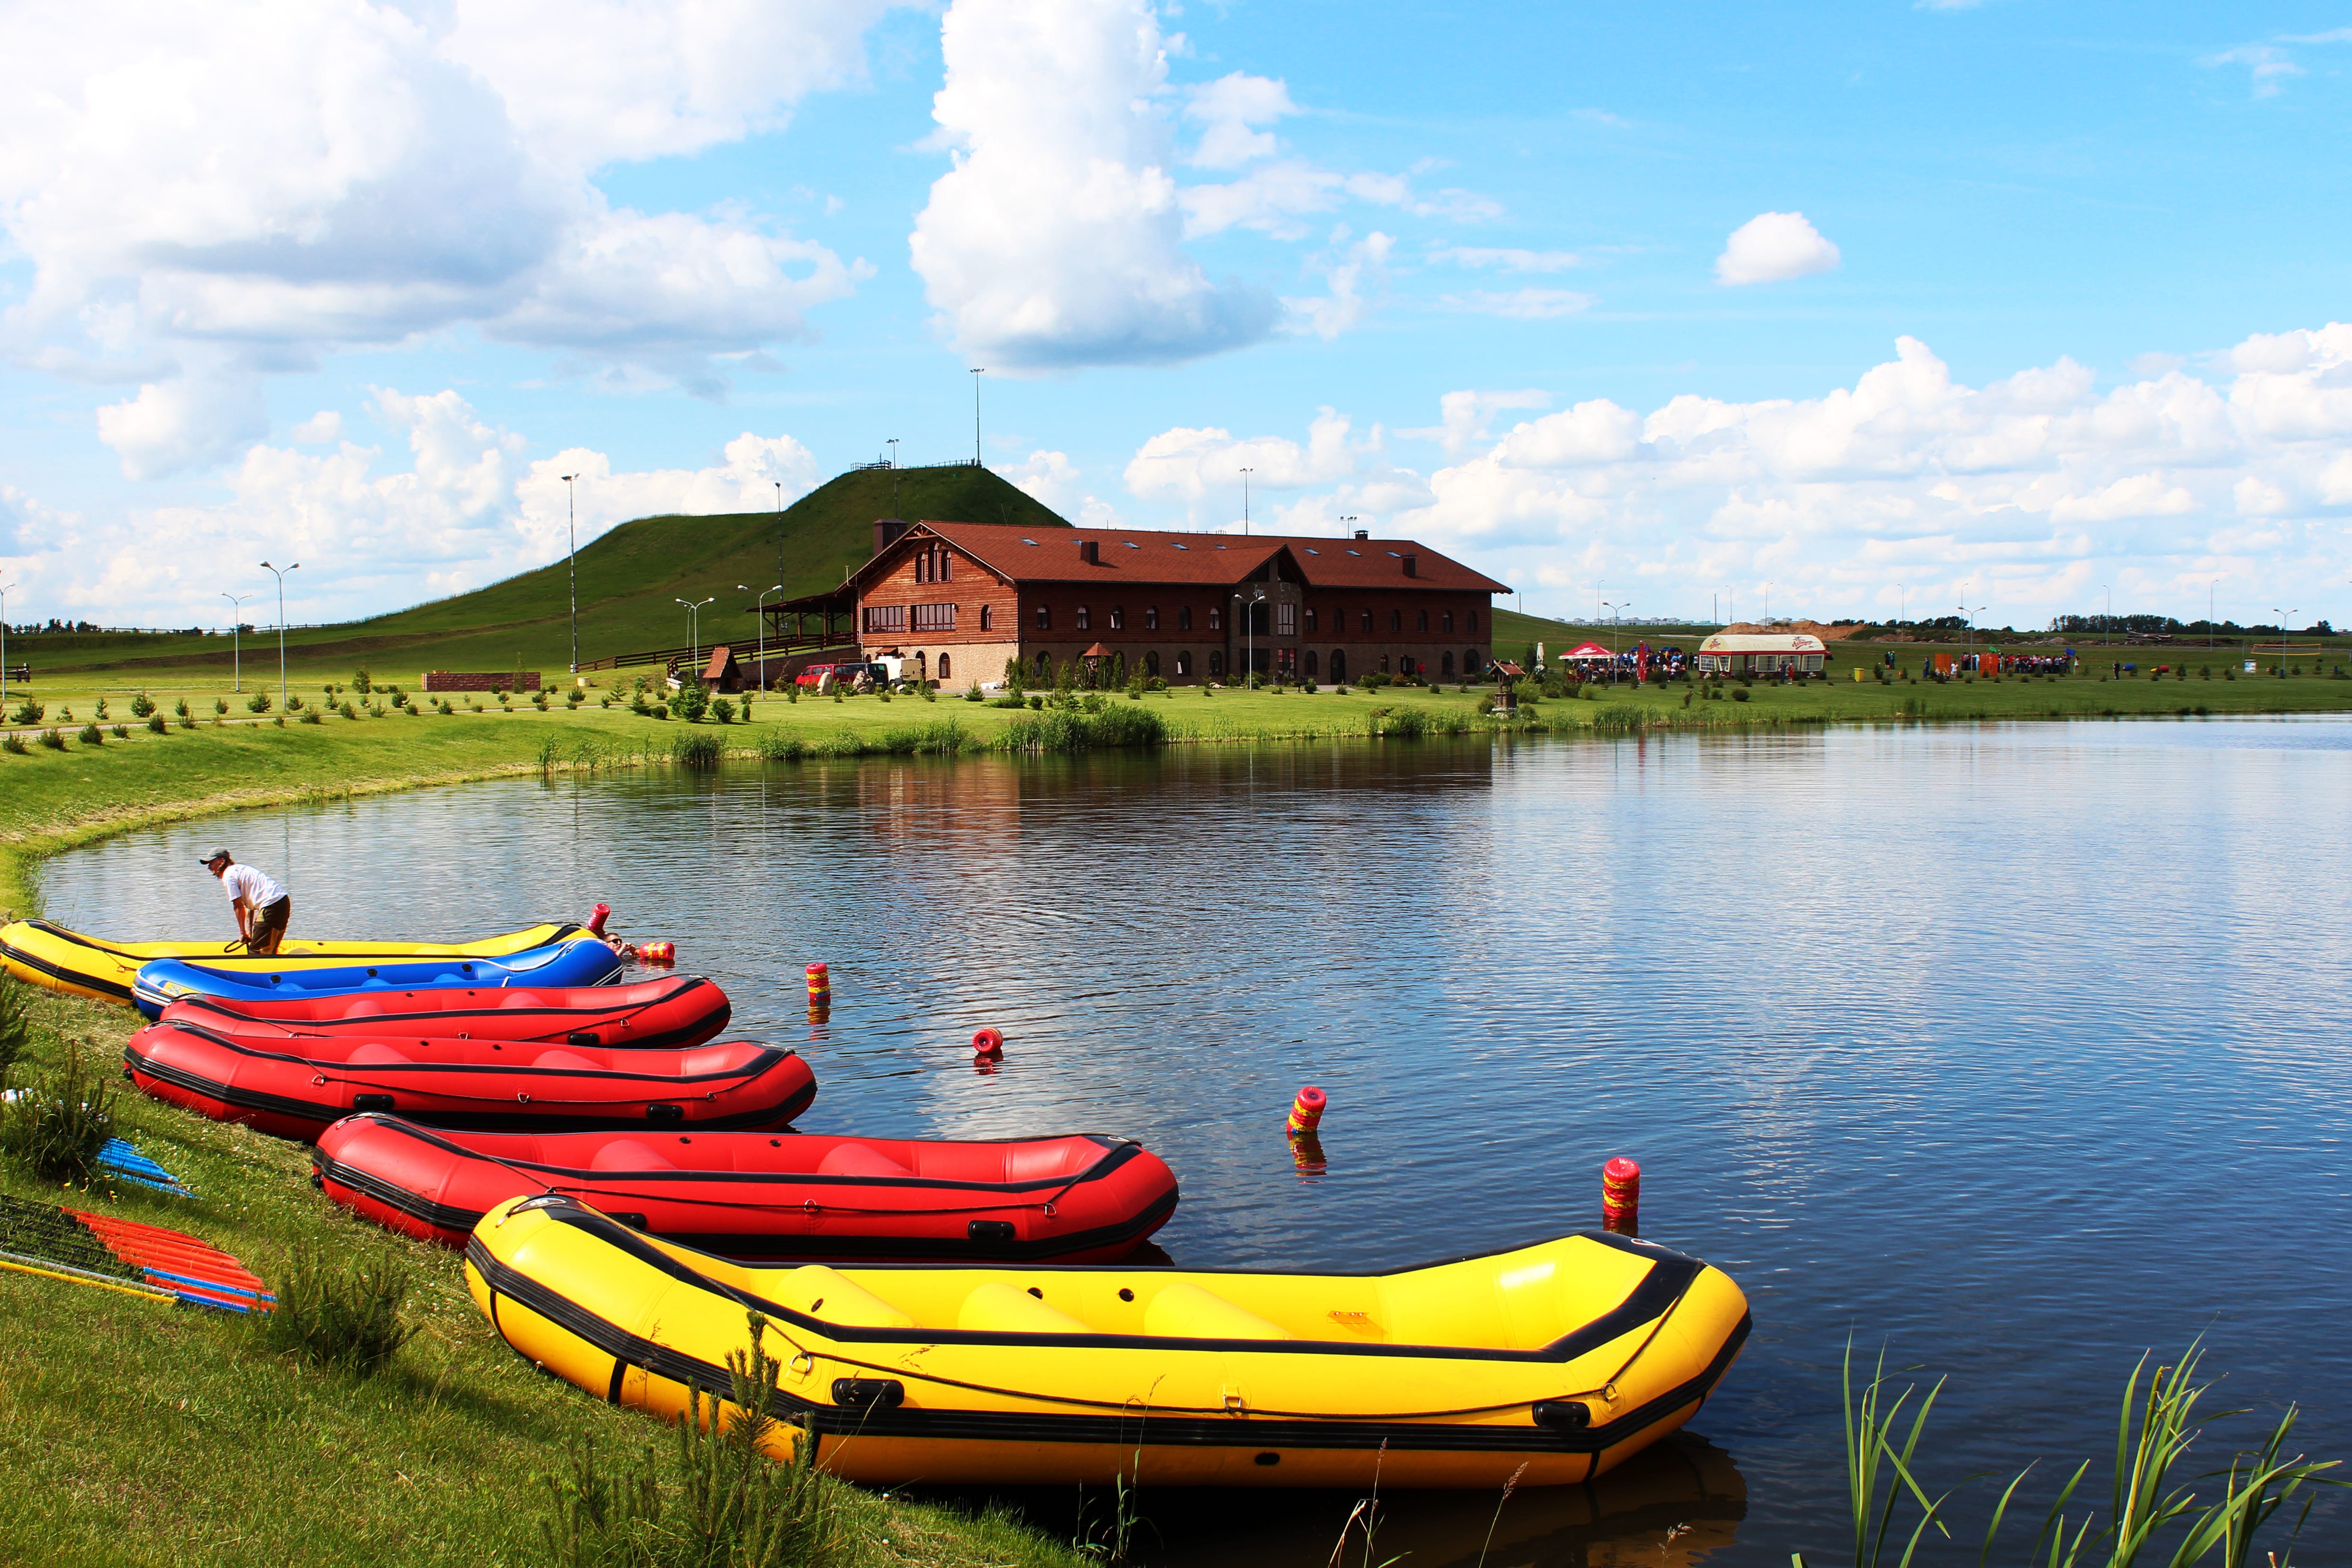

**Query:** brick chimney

left=873, top=518, right=909, bottom=558
left=1079, top=539, right=1099, bottom=565
left=1354, top=528, right=1369, bottom=540
left=1402, top=552, right=1418, bottom=577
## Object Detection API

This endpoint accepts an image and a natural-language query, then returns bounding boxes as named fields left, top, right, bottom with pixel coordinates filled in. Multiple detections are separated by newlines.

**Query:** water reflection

left=38, top=719, right=2352, bottom=1564
left=921, top=1433, right=1745, bottom=1568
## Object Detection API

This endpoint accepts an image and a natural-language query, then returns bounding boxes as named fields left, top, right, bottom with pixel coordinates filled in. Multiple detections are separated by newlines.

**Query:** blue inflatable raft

left=131, top=937, right=626, bottom=1018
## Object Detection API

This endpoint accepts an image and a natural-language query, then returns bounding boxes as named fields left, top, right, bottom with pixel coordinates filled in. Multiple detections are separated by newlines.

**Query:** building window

left=1442, top=611, right=1454, bottom=633
left=914, top=546, right=950, bottom=585
left=1400, top=655, right=1417, bottom=676
left=1035, top=604, right=1050, bottom=631
left=938, top=654, right=952, bottom=680
left=1175, top=650, right=1191, bottom=676
left=1144, top=651, right=1160, bottom=676
left=980, top=604, right=993, bottom=631
left=1276, top=602, right=1297, bottom=636
left=1467, top=610, right=1477, bottom=633
left=939, top=549, right=951, bottom=583
left=1417, top=610, right=1429, bottom=633
left=1380, top=654, right=1391, bottom=673
left=1209, top=606, right=1222, bottom=631
left=862, top=604, right=906, bottom=633
left=912, top=603, right=955, bottom=631
left=1390, top=609, right=1402, bottom=633
left=1109, top=606, right=1124, bottom=630
left=1465, top=648, right=1482, bottom=677
left=1329, top=649, right=1348, bottom=683
left=1305, top=608, right=1318, bottom=632
left=1361, top=610, right=1374, bottom=633
left=1035, top=651, right=1052, bottom=679
left=1076, top=605, right=1092, bottom=630
left=1208, top=649, right=1225, bottom=676
left=1304, top=649, right=1318, bottom=678
left=1442, top=650, right=1455, bottom=678
left=1144, top=606, right=1159, bottom=630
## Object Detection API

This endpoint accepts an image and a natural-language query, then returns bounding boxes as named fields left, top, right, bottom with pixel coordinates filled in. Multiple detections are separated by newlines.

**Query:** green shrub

left=533, top=690, right=550, bottom=710
left=1731, top=687, right=1751, bottom=702
left=757, top=731, right=807, bottom=762
left=567, top=686, right=585, bottom=706
left=37, top=729, right=64, bottom=750
left=109, top=724, right=127, bottom=739
left=964, top=685, right=984, bottom=702
left=352, top=667, right=371, bottom=692
left=144, top=713, right=165, bottom=734
left=709, top=697, right=735, bottom=724
left=999, top=705, right=1168, bottom=752
left=128, top=692, right=155, bottom=718
left=173, top=696, right=190, bottom=719
left=261, top=1244, right=418, bottom=1376
left=246, top=691, right=271, bottom=713
left=670, top=677, right=709, bottom=723
left=872, top=719, right=971, bottom=756
left=536, top=1314, right=838, bottom=1568
left=339, top=701, right=359, bottom=720
left=1380, top=706, right=1429, bottom=739
left=285, top=693, right=305, bottom=712
left=76, top=723, right=102, bottom=745
left=0, top=734, right=24, bottom=754
left=9, top=698, right=42, bottom=725
left=0, top=1046, right=117, bottom=1185
left=0, top=977, right=32, bottom=1086
left=299, top=709, right=324, bottom=724
left=671, top=731, right=722, bottom=768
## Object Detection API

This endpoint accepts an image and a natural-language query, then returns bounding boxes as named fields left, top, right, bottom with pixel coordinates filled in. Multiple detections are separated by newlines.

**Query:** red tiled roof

left=871, top=520, right=1510, bottom=595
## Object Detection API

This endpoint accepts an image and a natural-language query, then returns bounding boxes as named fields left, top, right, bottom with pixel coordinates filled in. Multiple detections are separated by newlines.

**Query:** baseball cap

left=198, top=848, right=231, bottom=864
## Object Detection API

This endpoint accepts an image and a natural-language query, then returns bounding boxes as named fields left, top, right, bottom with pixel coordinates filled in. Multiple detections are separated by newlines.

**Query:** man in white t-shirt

left=200, top=849, right=292, bottom=955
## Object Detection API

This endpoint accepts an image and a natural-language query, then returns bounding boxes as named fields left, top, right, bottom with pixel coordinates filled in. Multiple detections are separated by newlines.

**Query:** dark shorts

left=252, top=896, right=290, bottom=952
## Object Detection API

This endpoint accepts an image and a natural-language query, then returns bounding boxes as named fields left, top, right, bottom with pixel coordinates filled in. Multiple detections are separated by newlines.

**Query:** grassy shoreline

left=9, top=671, right=2352, bottom=914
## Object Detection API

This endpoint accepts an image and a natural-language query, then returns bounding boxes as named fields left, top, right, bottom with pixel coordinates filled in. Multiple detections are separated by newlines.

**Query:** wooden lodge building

left=771, top=520, right=1511, bottom=689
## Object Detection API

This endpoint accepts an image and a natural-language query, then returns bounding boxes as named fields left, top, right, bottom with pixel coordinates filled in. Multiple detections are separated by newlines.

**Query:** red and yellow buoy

left=1286, top=1085, right=1327, bottom=1137
left=1602, top=1156, right=1640, bottom=1235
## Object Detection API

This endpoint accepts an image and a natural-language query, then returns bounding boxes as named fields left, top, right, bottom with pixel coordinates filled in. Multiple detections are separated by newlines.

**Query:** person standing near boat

left=200, top=849, right=291, bottom=955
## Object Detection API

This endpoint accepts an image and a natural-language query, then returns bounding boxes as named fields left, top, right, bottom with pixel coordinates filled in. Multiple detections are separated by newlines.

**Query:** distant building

left=776, top=521, right=1509, bottom=688
left=1694, top=632, right=1829, bottom=676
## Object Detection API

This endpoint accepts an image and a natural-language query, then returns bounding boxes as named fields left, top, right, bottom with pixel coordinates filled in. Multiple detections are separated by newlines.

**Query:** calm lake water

left=39, top=718, right=2352, bottom=1566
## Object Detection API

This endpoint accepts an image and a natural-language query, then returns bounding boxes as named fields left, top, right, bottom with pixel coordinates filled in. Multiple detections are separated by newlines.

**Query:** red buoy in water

left=1602, top=1156, right=1640, bottom=1235
left=636, top=940, right=675, bottom=965
left=972, top=1027, right=1004, bottom=1059
left=805, top=963, right=831, bottom=1009
left=586, top=902, right=612, bottom=937
left=1286, top=1085, right=1327, bottom=1136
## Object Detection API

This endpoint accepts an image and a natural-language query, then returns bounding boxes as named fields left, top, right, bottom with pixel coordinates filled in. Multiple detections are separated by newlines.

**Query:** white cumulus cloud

left=0, top=0, right=887, bottom=475
left=1716, top=211, right=1843, bottom=286
left=1117, top=323, right=2352, bottom=626
left=0, top=390, right=819, bottom=626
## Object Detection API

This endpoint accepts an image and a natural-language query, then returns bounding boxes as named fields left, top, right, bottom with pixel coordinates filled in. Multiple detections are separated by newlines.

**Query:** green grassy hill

left=36, top=466, right=1071, bottom=683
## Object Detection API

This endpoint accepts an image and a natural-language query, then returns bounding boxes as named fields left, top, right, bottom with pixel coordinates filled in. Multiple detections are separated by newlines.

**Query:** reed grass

left=1792, top=1337, right=2340, bottom=1568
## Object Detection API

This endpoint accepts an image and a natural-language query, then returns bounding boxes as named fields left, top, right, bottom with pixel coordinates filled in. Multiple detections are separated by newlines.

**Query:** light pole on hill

left=773, top=481, right=785, bottom=596
left=1897, top=585, right=1906, bottom=638
left=1963, top=604, right=1985, bottom=673
left=677, top=596, right=714, bottom=674
left=1239, top=468, right=1253, bottom=535
left=221, top=591, right=252, bottom=692
left=259, top=561, right=297, bottom=713
left=562, top=473, right=579, bottom=673
left=887, top=440, right=901, bottom=515
left=1603, top=600, right=1629, bottom=682
left=0, top=581, right=15, bottom=711
left=741, top=583, right=782, bottom=691
left=2273, top=608, right=2296, bottom=676
left=970, top=369, right=985, bottom=466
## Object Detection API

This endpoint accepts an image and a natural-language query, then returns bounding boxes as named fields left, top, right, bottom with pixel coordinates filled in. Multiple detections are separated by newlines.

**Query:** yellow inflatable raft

left=0, top=919, right=585, bottom=1005
left=466, top=1194, right=1750, bottom=1489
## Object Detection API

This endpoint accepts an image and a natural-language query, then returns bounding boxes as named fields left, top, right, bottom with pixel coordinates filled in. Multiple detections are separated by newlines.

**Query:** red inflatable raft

left=312, top=1115, right=1179, bottom=1262
left=157, top=974, right=730, bottom=1050
left=124, top=1022, right=815, bottom=1142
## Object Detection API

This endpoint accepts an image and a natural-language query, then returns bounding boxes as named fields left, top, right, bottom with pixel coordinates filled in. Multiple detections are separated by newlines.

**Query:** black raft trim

left=464, top=1232, right=1746, bottom=1456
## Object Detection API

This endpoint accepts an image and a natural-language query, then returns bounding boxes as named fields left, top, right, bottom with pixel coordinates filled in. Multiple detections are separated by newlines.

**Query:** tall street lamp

left=970, top=369, right=985, bottom=465
left=1963, top=604, right=1986, bottom=673
left=1602, top=600, right=1629, bottom=682
left=772, top=480, right=785, bottom=595
left=259, top=560, right=298, bottom=714
left=0, top=580, right=15, bottom=711
left=741, top=583, right=782, bottom=691
left=2273, top=608, right=2296, bottom=676
left=1231, top=589, right=1265, bottom=686
left=222, top=591, right=253, bottom=692
left=677, top=596, right=715, bottom=672
left=1897, top=585, right=1906, bottom=637
left=561, top=473, right=580, bottom=673
left=1239, top=468, right=1254, bottom=535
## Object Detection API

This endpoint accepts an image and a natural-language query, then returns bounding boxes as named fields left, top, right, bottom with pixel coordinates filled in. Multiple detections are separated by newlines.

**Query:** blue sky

left=2, top=0, right=2348, bottom=631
